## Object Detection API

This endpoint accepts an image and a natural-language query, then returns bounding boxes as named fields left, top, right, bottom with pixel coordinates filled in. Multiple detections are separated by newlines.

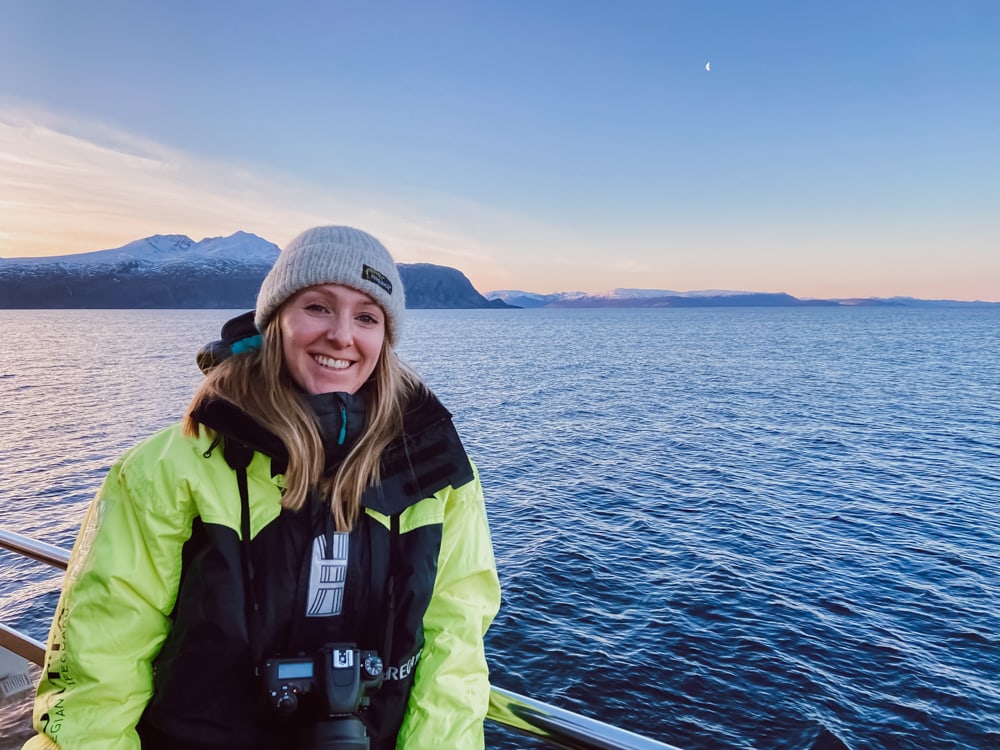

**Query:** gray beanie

left=255, top=226, right=405, bottom=343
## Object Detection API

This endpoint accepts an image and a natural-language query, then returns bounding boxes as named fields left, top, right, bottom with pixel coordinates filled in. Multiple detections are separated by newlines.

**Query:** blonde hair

left=184, top=317, right=421, bottom=531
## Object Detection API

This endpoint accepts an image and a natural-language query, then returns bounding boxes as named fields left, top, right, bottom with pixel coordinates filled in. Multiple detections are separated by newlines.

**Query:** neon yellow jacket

left=25, top=392, right=500, bottom=750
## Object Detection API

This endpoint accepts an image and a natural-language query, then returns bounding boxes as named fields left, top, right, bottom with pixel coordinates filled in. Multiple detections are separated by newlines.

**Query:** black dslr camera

left=264, top=643, right=384, bottom=749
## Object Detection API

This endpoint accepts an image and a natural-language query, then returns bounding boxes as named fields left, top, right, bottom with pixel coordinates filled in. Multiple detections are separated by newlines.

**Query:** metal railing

left=0, top=527, right=681, bottom=750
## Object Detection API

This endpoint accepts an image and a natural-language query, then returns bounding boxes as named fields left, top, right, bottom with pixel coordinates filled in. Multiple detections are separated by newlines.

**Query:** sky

left=0, top=1, right=997, bottom=300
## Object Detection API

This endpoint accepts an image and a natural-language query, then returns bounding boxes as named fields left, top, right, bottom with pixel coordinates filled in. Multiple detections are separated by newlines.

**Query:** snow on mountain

left=184, top=231, right=281, bottom=265
left=605, top=287, right=751, bottom=298
left=488, top=287, right=754, bottom=304
left=0, top=234, right=513, bottom=310
left=600, top=287, right=683, bottom=298
left=4, top=236, right=994, bottom=308
left=486, top=289, right=587, bottom=304
left=0, top=232, right=280, bottom=268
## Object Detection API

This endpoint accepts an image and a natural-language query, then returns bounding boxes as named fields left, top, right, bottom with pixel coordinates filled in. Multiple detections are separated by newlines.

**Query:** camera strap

left=225, top=438, right=266, bottom=672
left=382, top=512, right=398, bottom=664
left=226, top=435, right=398, bottom=674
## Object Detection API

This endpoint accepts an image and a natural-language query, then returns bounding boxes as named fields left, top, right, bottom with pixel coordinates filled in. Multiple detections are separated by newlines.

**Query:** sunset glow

left=1, top=3, right=996, bottom=301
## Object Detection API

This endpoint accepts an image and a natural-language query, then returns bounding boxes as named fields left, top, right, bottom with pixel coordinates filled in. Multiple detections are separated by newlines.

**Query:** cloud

left=0, top=106, right=542, bottom=284
left=3, top=106, right=995, bottom=300
left=0, top=114, right=289, bottom=255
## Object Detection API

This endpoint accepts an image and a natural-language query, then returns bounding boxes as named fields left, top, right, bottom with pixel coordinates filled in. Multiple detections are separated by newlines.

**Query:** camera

left=263, top=643, right=384, bottom=749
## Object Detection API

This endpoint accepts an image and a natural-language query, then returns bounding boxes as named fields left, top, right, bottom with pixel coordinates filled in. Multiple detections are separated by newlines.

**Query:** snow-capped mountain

left=487, top=287, right=755, bottom=305
left=1, top=234, right=994, bottom=309
left=0, top=231, right=280, bottom=268
left=605, top=287, right=749, bottom=298
left=486, top=287, right=765, bottom=308
left=485, top=288, right=998, bottom=308
left=484, top=290, right=585, bottom=308
left=0, top=232, right=512, bottom=310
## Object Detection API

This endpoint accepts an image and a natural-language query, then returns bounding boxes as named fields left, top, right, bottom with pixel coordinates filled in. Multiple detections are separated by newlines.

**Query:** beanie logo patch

left=362, top=264, right=393, bottom=295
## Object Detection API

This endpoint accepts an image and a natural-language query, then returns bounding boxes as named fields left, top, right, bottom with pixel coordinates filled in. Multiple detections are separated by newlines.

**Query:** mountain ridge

left=1, top=232, right=995, bottom=308
left=485, top=289, right=1000, bottom=309
left=0, top=232, right=512, bottom=310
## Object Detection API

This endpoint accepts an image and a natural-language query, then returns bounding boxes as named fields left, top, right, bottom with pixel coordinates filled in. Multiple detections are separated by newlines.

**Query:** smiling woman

left=22, top=226, right=501, bottom=750
left=279, top=284, right=387, bottom=396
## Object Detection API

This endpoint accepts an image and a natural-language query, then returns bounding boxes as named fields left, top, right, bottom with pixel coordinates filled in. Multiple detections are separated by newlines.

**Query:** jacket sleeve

left=23, top=434, right=195, bottom=750
left=395, top=463, right=501, bottom=750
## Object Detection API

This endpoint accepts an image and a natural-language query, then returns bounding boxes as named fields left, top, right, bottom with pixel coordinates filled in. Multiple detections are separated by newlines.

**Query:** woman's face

left=279, top=283, right=386, bottom=395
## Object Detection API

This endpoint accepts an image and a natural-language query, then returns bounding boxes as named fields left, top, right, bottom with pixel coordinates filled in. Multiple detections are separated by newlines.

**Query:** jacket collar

left=189, top=385, right=460, bottom=482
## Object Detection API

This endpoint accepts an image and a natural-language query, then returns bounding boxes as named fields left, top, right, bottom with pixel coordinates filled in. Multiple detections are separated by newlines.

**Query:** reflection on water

left=2, top=307, right=999, bottom=750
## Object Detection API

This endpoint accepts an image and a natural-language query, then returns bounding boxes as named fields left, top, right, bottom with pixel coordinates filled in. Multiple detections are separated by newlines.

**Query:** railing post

left=0, top=623, right=45, bottom=666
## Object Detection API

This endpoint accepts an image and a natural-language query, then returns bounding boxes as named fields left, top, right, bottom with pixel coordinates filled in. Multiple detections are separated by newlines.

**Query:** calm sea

left=1, top=307, right=998, bottom=749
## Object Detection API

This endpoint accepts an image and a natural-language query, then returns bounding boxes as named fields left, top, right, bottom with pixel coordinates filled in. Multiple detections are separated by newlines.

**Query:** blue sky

left=1, top=1, right=997, bottom=300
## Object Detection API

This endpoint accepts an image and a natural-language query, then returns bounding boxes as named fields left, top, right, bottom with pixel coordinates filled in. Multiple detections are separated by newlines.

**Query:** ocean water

left=1, top=307, right=998, bottom=749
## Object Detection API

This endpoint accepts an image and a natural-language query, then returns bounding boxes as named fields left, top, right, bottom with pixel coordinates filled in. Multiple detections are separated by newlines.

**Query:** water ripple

left=2, top=307, right=999, bottom=749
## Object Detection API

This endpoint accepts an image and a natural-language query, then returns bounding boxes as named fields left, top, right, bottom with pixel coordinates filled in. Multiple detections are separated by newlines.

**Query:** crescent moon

left=706, top=62, right=711, bottom=72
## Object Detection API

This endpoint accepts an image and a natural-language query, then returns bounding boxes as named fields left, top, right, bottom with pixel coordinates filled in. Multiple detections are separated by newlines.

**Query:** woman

left=25, top=226, right=501, bottom=750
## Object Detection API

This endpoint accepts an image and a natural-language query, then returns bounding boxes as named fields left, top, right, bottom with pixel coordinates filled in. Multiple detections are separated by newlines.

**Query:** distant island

left=0, top=232, right=996, bottom=309
left=486, top=289, right=1000, bottom=309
